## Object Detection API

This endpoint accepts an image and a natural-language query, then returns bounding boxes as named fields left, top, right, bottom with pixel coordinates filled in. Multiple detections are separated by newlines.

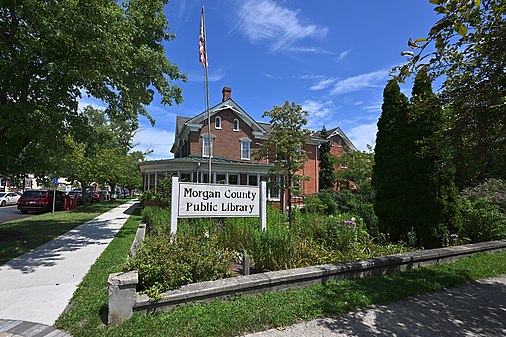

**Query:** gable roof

left=313, top=127, right=357, bottom=151
left=187, top=98, right=268, bottom=134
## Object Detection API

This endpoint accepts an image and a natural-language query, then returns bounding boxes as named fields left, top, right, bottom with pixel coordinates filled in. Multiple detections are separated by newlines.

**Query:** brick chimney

left=222, top=87, right=232, bottom=102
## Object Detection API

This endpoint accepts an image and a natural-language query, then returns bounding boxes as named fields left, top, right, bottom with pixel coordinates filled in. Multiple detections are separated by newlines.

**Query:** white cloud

left=347, top=122, right=378, bottom=151
left=337, top=50, right=350, bottom=60
left=234, top=0, right=328, bottom=53
left=284, top=46, right=333, bottom=54
left=132, top=127, right=175, bottom=160
left=302, top=99, right=335, bottom=130
left=187, top=68, right=225, bottom=82
left=310, top=77, right=337, bottom=91
left=330, top=69, right=388, bottom=96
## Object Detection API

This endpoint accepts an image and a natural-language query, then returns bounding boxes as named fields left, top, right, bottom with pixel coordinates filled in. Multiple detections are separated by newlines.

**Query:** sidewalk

left=243, top=274, right=506, bottom=337
left=0, top=200, right=138, bottom=328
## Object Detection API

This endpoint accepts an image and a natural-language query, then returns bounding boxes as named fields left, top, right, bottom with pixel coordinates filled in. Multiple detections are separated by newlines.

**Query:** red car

left=17, top=190, right=66, bottom=213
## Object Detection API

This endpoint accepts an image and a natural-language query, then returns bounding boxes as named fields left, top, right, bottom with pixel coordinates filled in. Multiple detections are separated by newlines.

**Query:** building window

left=233, top=119, right=239, bottom=131
left=248, top=175, right=258, bottom=186
left=215, top=116, right=221, bottom=129
left=240, top=138, right=251, bottom=160
left=216, top=174, right=226, bottom=184
left=229, top=174, right=238, bottom=185
left=202, top=134, right=212, bottom=157
left=268, top=176, right=281, bottom=199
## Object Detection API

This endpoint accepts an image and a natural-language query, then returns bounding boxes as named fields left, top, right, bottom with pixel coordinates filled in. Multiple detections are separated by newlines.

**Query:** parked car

left=0, top=192, right=20, bottom=206
left=17, top=190, right=66, bottom=213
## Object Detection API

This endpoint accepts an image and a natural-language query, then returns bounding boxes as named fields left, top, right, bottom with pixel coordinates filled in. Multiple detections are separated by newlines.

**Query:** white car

left=0, top=192, right=21, bottom=206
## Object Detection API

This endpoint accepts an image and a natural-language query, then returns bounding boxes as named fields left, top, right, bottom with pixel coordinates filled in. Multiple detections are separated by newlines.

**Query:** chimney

left=222, top=87, right=232, bottom=102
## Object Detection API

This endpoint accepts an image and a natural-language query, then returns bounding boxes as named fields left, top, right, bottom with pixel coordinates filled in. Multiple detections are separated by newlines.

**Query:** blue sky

left=81, top=0, right=441, bottom=159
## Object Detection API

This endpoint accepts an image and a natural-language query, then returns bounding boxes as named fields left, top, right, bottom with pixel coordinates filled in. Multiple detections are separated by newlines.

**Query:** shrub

left=126, top=232, right=234, bottom=296
left=142, top=206, right=171, bottom=235
left=460, top=179, right=506, bottom=213
left=456, top=197, right=506, bottom=243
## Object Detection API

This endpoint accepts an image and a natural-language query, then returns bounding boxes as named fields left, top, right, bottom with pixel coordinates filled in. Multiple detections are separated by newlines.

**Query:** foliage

left=404, top=70, right=458, bottom=248
left=334, top=147, right=374, bottom=191
left=318, top=126, right=334, bottom=190
left=255, top=101, right=311, bottom=224
left=460, top=179, right=506, bottom=213
left=140, top=175, right=172, bottom=207
left=60, top=106, right=140, bottom=206
left=456, top=197, right=506, bottom=243
left=131, top=205, right=409, bottom=292
left=0, top=0, right=185, bottom=177
left=58, top=224, right=506, bottom=337
left=126, top=232, right=235, bottom=297
left=372, top=80, right=411, bottom=242
left=394, top=0, right=506, bottom=187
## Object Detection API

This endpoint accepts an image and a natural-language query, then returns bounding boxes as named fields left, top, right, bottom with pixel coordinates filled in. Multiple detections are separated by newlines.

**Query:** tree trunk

left=287, top=174, right=293, bottom=225
left=80, top=180, right=89, bottom=208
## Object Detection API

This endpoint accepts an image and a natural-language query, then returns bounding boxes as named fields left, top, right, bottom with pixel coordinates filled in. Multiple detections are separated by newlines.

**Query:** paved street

left=0, top=205, right=33, bottom=224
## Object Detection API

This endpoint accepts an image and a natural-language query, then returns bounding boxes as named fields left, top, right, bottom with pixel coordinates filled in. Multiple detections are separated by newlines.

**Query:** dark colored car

left=17, top=190, right=66, bottom=214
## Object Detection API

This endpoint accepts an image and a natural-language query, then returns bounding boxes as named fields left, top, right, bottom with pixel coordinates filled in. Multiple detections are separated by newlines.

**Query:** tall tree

left=335, top=147, right=374, bottom=192
left=406, top=70, right=458, bottom=247
left=0, top=0, right=185, bottom=176
left=61, top=106, right=130, bottom=206
left=372, top=80, right=411, bottom=241
left=256, top=101, right=310, bottom=224
left=394, top=0, right=505, bottom=187
left=318, top=126, right=334, bottom=190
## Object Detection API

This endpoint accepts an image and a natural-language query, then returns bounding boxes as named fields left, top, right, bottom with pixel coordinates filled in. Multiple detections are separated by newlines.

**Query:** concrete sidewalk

left=0, top=200, right=138, bottom=327
left=243, top=274, right=506, bottom=337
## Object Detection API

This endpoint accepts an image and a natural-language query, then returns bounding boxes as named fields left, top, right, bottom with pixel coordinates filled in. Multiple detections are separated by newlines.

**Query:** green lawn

left=0, top=199, right=130, bottom=265
left=55, top=208, right=506, bottom=337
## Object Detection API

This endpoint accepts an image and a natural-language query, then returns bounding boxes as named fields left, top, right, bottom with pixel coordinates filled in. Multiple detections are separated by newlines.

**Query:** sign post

left=51, top=177, right=58, bottom=213
left=170, top=176, right=266, bottom=234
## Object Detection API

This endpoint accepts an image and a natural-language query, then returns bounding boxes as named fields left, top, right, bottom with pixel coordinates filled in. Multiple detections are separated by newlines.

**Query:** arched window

left=215, top=116, right=221, bottom=129
left=233, top=119, right=239, bottom=131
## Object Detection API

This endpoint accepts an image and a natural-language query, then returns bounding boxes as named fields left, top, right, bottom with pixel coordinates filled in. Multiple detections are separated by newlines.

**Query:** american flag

left=199, top=6, right=207, bottom=68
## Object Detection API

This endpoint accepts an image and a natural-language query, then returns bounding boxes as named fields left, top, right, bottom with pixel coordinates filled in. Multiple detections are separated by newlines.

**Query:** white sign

left=170, top=177, right=266, bottom=234
left=178, top=182, right=259, bottom=217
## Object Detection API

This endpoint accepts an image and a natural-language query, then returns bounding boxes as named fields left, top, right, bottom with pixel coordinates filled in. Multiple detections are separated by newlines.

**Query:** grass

left=56, top=207, right=506, bottom=337
left=0, top=199, right=131, bottom=265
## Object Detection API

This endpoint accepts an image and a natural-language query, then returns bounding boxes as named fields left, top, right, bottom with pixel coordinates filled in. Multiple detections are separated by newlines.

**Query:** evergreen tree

left=372, top=80, right=411, bottom=241
left=319, top=126, right=334, bottom=190
left=407, top=70, right=458, bottom=247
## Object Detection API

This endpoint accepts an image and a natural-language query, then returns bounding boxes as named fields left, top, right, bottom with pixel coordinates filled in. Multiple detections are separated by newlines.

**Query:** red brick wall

left=297, top=143, right=319, bottom=195
left=188, top=109, right=264, bottom=162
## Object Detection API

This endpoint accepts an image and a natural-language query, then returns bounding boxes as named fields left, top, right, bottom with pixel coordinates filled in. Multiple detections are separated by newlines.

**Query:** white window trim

left=233, top=119, right=239, bottom=131
left=215, top=116, right=222, bottom=129
left=240, top=137, right=251, bottom=160
left=201, top=133, right=214, bottom=158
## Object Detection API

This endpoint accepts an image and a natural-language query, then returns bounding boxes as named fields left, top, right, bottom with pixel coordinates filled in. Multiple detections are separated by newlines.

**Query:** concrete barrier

left=108, top=238, right=506, bottom=324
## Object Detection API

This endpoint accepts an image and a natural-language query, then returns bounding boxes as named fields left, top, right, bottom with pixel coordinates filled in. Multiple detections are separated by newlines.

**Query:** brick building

left=138, top=87, right=357, bottom=205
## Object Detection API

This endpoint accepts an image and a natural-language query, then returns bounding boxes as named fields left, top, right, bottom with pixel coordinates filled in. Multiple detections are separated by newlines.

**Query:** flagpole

left=201, top=6, right=212, bottom=183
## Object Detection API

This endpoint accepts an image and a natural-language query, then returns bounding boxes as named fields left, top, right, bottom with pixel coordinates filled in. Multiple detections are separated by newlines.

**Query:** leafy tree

left=334, top=146, right=374, bottom=192
left=256, top=101, right=310, bottom=224
left=0, top=0, right=185, bottom=176
left=61, top=106, right=134, bottom=206
left=394, top=0, right=505, bottom=187
left=318, top=126, right=334, bottom=190
left=372, top=80, right=411, bottom=242
left=406, top=70, right=458, bottom=247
